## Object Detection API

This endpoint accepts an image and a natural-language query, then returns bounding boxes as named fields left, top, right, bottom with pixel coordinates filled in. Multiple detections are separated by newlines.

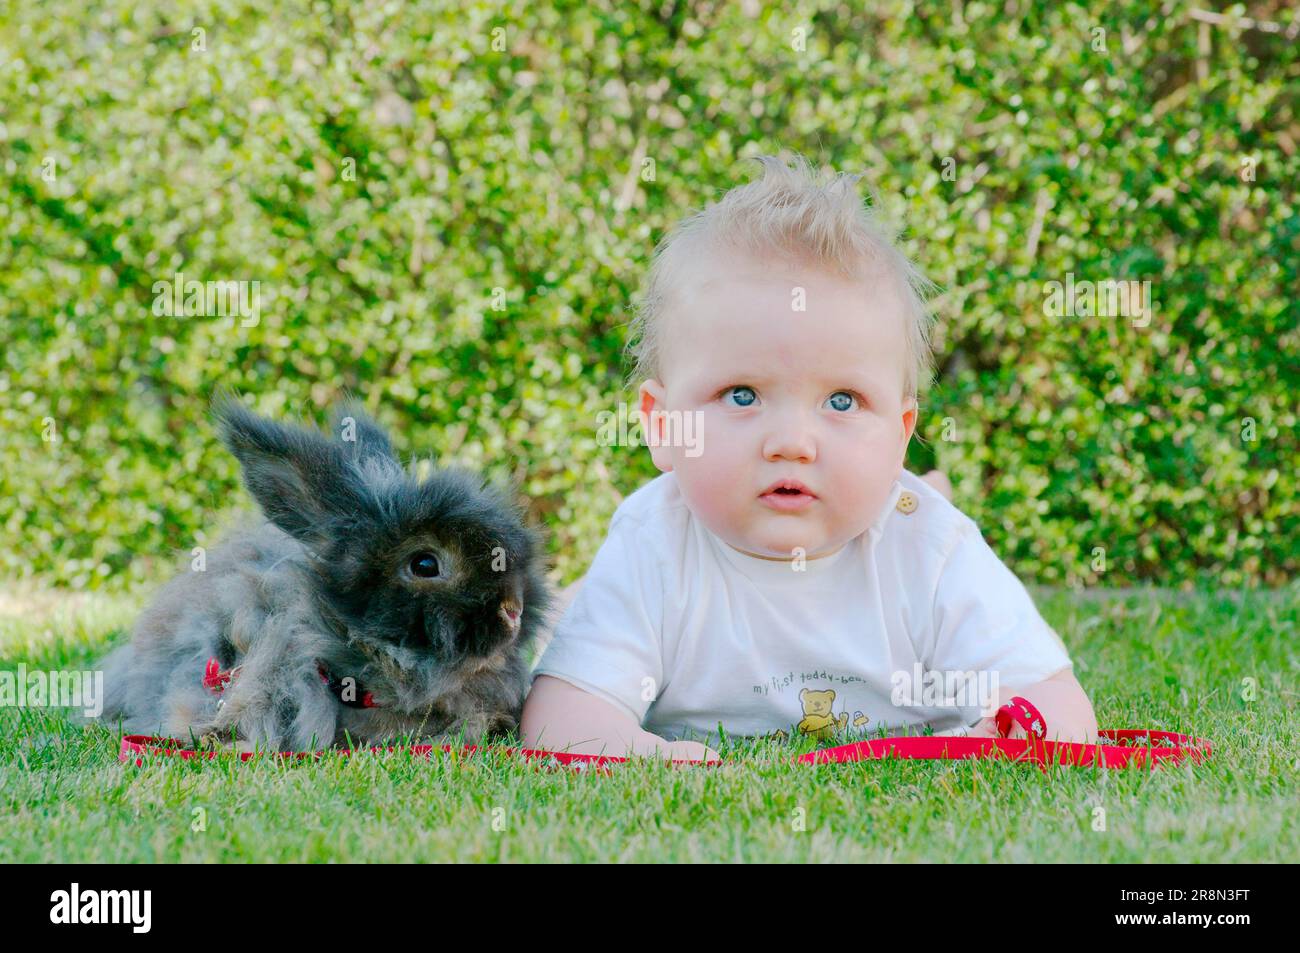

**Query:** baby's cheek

left=676, top=454, right=744, bottom=526
left=672, top=434, right=753, bottom=534
left=827, top=433, right=898, bottom=523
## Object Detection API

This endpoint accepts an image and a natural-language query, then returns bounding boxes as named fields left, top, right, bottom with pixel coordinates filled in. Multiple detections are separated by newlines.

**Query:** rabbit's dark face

left=314, top=471, right=542, bottom=662
left=213, top=397, right=545, bottom=667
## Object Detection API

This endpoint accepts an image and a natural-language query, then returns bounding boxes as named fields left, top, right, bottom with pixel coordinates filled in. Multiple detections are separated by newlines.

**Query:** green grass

left=1, top=585, right=1296, bottom=862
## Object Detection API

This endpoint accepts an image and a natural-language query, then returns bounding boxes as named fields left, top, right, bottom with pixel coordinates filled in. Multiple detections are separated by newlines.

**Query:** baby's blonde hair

left=626, top=153, right=937, bottom=400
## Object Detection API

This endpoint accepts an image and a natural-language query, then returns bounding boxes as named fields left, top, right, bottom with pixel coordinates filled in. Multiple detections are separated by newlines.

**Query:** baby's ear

left=638, top=380, right=675, bottom=473
left=895, top=396, right=919, bottom=475
left=902, top=396, right=918, bottom=434
left=212, top=395, right=357, bottom=545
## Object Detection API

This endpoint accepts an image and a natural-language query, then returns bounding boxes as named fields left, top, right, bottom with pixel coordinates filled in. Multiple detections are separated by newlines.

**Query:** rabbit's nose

left=499, top=599, right=522, bottom=633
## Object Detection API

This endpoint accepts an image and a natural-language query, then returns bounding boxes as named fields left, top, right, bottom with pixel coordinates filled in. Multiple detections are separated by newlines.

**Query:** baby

left=521, top=154, right=1097, bottom=761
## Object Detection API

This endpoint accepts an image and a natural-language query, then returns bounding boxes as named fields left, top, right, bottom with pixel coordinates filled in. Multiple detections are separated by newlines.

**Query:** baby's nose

left=762, top=425, right=817, bottom=463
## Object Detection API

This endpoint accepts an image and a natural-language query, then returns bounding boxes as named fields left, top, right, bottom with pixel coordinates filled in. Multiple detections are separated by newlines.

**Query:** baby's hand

left=991, top=673, right=1099, bottom=744
left=631, top=731, right=722, bottom=763
left=522, top=675, right=723, bottom=763
left=967, top=677, right=1098, bottom=744
left=966, top=715, right=1026, bottom=739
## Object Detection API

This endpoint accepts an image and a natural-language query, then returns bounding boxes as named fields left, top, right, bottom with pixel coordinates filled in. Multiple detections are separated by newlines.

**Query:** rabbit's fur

left=99, top=397, right=550, bottom=751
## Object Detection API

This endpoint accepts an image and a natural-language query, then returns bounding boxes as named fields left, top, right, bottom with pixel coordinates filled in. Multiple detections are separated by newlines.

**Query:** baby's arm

left=520, top=675, right=721, bottom=762
left=966, top=668, right=1098, bottom=743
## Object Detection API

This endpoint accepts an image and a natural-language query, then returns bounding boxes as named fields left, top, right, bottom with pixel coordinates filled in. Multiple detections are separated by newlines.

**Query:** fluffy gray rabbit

left=99, top=396, right=550, bottom=751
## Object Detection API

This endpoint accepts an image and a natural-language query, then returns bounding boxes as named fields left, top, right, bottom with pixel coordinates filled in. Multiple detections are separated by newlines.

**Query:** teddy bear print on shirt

left=797, top=688, right=858, bottom=740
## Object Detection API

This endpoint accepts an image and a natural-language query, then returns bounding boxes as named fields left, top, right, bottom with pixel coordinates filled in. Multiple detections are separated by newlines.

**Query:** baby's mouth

left=759, top=480, right=817, bottom=511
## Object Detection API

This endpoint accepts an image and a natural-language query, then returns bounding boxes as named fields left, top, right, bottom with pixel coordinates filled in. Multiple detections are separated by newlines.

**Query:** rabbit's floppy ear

left=329, top=400, right=401, bottom=470
left=212, top=394, right=361, bottom=545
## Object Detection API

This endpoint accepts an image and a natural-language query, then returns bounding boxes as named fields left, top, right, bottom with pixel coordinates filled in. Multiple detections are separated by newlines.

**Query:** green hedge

left=1, top=0, right=1295, bottom=591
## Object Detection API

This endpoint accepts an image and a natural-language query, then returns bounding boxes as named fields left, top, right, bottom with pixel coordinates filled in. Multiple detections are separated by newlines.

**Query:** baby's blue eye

left=825, top=391, right=858, bottom=412
left=723, top=386, right=757, bottom=407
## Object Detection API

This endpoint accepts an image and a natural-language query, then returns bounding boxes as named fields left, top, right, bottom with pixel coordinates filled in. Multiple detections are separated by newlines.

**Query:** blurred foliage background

left=0, top=0, right=1296, bottom=592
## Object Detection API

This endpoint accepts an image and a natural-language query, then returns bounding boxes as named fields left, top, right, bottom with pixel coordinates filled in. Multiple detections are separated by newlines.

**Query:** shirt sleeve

left=531, top=513, right=665, bottom=724
left=927, top=521, right=1073, bottom=719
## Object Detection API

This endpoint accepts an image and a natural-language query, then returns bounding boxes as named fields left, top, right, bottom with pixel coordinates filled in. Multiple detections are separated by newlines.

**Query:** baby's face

left=639, top=250, right=917, bottom=560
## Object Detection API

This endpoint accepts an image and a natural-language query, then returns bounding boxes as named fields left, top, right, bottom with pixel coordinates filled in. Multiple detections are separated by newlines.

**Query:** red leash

left=117, top=697, right=1211, bottom=772
left=797, top=696, right=1211, bottom=771
left=797, top=729, right=1210, bottom=771
left=117, top=734, right=640, bottom=771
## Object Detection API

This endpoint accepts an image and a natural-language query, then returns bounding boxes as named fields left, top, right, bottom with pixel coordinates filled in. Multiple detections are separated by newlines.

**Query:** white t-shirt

left=533, top=469, right=1072, bottom=744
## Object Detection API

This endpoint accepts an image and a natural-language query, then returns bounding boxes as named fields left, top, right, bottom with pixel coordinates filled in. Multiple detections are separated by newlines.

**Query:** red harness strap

left=799, top=696, right=1208, bottom=771
left=202, top=657, right=379, bottom=709
left=117, top=729, right=1211, bottom=771
left=202, top=658, right=238, bottom=694
left=796, top=728, right=1209, bottom=771
left=996, top=695, right=1047, bottom=740
left=121, top=695, right=1211, bottom=772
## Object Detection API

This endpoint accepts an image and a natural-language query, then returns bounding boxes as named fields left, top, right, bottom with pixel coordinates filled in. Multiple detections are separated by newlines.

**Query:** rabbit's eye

left=408, top=552, right=441, bottom=578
